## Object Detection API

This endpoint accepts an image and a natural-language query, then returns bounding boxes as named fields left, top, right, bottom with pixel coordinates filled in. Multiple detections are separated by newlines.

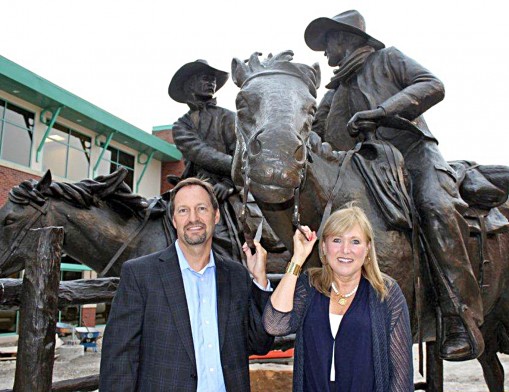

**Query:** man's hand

left=242, top=240, right=268, bottom=288
left=347, top=107, right=386, bottom=137
left=213, top=182, right=234, bottom=202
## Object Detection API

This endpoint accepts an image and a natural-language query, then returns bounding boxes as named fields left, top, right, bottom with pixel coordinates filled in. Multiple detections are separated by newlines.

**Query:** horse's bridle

left=99, top=197, right=167, bottom=277
left=239, top=155, right=309, bottom=243
left=0, top=200, right=49, bottom=272
left=237, top=70, right=316, bottom=242
left=239, top=70, right=311, bottom=89
left=0, top=194, right=171, bottom=278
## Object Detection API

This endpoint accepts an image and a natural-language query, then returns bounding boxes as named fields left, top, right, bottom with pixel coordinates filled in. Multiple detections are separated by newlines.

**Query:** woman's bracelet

left=285, top=261, right=302, bottom=276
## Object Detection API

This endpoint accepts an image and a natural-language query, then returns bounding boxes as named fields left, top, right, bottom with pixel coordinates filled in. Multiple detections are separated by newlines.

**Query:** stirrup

left=438, top=307, right=484, bottom=361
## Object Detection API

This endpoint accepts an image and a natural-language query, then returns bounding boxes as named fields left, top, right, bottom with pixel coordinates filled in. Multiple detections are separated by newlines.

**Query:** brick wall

left=154, top=129, right=174, bottom=144
left=80, top=305, right=97, bottom=327
left=161, top=160, right=185, bottom=193
left=153, top=129, right=185, bottom=194
left=0, top=166, right=41, bottom=206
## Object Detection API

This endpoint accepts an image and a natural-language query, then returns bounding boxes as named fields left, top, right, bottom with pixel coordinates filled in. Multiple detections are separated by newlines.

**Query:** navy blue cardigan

left=263, top=274, right=413, bottom=392
left=303, top=277, right=374, bottom=391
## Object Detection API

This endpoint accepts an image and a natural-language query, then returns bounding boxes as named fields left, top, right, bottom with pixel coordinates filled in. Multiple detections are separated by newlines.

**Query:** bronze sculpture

left=305, top=9, right=484, bottom=361
left=169, top=59, right=283, bottom=260
left=0, top=167, right=289, bottom=279
left=231, top=50, right=509, bottom=391
left=0, top=169, right=174, bottom=278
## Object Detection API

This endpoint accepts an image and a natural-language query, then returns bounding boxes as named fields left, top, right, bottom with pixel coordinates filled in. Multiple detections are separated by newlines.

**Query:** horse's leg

left=426, top=341, right=444, bottom=392
left=478, top=350, right=504, bottom=392
left=477, top=318, right=505, bottom=392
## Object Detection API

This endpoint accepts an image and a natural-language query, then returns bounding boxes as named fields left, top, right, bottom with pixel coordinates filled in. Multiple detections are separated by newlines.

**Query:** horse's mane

left=8, top=168, right=165, bottom=217
left=239, top=50, right=320, bottom=97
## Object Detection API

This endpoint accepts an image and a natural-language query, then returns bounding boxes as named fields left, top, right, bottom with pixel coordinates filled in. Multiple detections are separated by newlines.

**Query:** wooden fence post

left=13, top=226, right=64, bottom=392
left=426, top=341, right=444, bottom=392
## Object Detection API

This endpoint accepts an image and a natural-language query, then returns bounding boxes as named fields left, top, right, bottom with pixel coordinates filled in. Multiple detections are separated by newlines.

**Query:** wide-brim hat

left=305, top=10, right=385, bottom=52
left=168, top=60, right=229, bottom=103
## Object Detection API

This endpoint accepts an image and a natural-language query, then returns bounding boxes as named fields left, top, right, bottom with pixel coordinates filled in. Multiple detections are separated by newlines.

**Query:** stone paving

left=0, top=346, right=508, bottom=390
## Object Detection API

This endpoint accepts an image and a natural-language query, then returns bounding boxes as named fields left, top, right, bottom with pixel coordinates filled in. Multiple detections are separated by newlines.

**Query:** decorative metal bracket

left=92, top=132, right=116, bottom=177
left=135, top=151, right=155, bottom=192
left=36, top=106, right=63, bottom=162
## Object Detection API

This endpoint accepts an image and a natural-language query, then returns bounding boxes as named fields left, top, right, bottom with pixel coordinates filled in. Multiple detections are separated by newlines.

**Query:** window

left=97, top=144, right=135, bottom=189
left=0, top=257, right=109, bottom=335
left=42, top=123, right=91, bottom=181
left=59, top=264, right=82, bottom=325
left=0, top=271, right=20, bottom=334
left=58, top=255, right=111, bottom=326
left=0, top=99, right=34, bottom=167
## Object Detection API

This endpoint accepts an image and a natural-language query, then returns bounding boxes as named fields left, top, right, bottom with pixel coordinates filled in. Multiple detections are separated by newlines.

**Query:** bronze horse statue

left=231, top=50, right=509, bottom=391
left=0, top=169, right=174, bottom=278
left=0, top=168, right=286, bottom=278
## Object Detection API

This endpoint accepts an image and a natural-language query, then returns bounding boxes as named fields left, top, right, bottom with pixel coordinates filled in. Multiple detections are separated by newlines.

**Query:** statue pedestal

left=250, top=363, right=293, bottom=392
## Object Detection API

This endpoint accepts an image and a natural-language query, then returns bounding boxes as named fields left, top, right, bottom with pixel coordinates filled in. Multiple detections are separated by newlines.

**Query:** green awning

left=60, top=262, right=92, bottom=272
left=0, top=55, right=182, bottom=162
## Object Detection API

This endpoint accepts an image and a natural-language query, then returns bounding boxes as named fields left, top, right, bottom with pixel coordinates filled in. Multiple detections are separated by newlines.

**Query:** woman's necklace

left=331, top=282, right=359, bottom=306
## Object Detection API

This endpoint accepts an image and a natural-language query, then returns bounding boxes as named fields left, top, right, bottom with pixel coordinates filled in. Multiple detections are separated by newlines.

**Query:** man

left=305, top=10, right=484, bottom=360
left=99, top=178, right=274, bottom=391
left=168, top=59, right=282, bottom=259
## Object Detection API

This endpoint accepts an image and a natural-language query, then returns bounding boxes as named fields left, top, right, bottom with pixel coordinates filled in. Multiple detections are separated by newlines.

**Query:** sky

left=3, top=0, right=509, bottom=165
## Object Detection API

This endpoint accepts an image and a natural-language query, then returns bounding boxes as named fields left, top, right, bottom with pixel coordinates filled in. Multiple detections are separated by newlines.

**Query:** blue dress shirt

left=176, top=240, right=272, bottom=391
left=176, top=240, right=226, bottom=392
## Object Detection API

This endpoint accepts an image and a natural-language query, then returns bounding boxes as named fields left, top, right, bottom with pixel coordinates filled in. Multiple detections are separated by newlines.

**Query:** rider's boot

left=440, top=315, right=484, bottom=361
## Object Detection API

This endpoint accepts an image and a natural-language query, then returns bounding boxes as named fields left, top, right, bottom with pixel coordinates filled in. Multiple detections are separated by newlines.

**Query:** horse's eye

left=4, top=216, right=15, bottom=226
left=236, top=95, right=248, bottom=110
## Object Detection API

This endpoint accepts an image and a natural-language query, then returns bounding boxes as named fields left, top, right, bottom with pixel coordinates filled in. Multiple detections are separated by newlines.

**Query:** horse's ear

left=231, top=57, right=249, bottom=87
left=312, top=62, right=321, bottom=89
left=36, top=170, right=52, bottom=193
left=166, top=175, right=181, bottom=186
left=161, top=191, right=171, bottom=202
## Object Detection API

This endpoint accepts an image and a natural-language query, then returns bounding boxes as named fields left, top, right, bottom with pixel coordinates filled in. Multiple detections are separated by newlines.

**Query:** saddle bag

left=353, top=140, right=413, bottom=231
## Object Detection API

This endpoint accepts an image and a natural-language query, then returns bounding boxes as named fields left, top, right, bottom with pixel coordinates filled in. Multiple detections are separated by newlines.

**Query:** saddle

left=449, top=161, right=509, bottom=234
left=352, top=143, right=509, bottom=235
left=348, top=138, right=509, bottom=362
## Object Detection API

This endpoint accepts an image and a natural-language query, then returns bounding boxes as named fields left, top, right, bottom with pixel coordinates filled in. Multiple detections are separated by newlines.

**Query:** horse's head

left=232, top=51, right=320, bottom=203
left=0, top=171, right=53, bottom=277
left=0, top=168, right=151, bottom=277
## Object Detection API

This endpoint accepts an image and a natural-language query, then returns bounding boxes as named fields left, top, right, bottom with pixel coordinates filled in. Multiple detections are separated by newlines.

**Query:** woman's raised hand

left=292, top=226, right=317, bottom=266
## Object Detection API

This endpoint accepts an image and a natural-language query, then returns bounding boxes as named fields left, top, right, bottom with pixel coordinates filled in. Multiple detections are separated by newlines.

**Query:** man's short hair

left=169, top=177, right=219, bottom=217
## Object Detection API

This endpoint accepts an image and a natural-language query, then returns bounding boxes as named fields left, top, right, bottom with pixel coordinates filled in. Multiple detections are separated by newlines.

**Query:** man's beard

left=182, top=221, right=208, bottom=245
left=183, top=232, right=207, bottom=245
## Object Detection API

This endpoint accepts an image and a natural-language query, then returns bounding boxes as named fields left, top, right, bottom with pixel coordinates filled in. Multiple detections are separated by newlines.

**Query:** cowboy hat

left=168, top=59, right=229, bottom=103
left=305, top=10, right=384, bottom=52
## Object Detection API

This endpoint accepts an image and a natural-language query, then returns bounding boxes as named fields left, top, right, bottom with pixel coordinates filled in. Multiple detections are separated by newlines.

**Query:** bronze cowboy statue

left=305, top=10, right=485, bottom=361
left=168, top=59, right=283, bottom=261
left=169, top=60, right=241, bottom=261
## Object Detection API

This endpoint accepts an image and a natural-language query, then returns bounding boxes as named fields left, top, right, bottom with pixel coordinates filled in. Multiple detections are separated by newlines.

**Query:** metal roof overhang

left=0, top=55, right=181, bottom=162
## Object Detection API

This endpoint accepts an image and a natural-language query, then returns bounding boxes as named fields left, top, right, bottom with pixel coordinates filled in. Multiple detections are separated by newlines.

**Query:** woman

left=263, top=204, right=413, bottom=391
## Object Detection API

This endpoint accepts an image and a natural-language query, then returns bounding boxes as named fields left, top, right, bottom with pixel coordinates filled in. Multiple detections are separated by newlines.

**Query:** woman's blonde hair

left=308, top=203, right=389, bottom=300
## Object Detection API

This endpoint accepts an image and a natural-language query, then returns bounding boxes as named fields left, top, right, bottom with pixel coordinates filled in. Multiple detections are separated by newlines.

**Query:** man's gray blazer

left=99, top=244, right=274, bottom=391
